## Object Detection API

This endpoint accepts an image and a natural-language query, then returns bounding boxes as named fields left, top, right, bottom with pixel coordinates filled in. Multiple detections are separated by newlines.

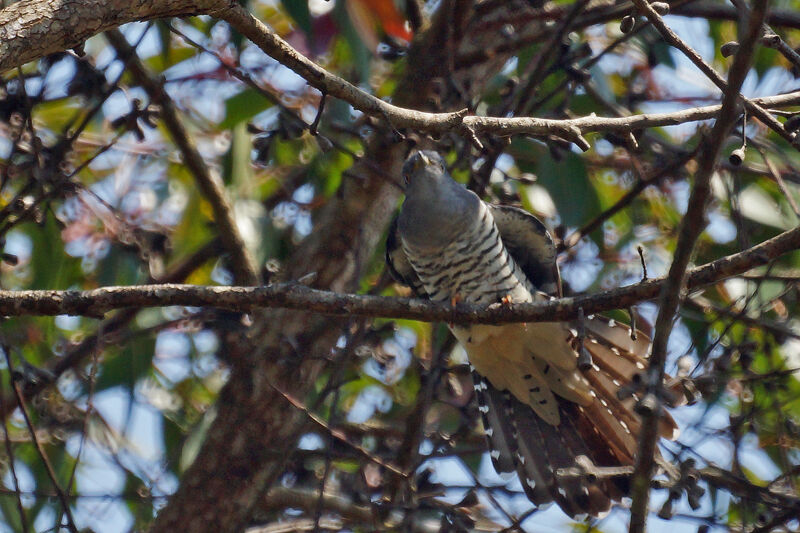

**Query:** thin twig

left=105, top=29, right=259, bottom=286
left=630, top=0, right=791, bottom=144
left=4, top=350, right=78, bottom=533
left=65, top=322, right=102, bottom=501
left=0, top=356, right=28, bottom=533
left=310, top=92, right=326, bottom=136
left=563, top=146, right=699, bottom=249
left=754, top=143, right=800, bottom=217
left=268, top=379, right=407, bottom=478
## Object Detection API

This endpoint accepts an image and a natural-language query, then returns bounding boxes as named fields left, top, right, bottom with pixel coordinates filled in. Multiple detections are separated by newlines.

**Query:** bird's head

left=401, top=150, right=446, bottom=187
left=398, top=150, right=480, bottom=249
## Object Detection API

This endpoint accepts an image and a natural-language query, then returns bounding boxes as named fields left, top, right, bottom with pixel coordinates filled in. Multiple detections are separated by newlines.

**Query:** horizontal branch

left=673, top=2, right=800, bottom=30
left=632, top=0, right=792, bottom=145
left=3, top=1, right=800, bottom=147
left=260, top=487, right=438, bottom=533
left=2, top=223, right=799, bottom=322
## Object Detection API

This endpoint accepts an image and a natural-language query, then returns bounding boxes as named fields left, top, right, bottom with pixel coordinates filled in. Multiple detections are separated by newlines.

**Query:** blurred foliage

left=1, top=0, right=800, bottom=532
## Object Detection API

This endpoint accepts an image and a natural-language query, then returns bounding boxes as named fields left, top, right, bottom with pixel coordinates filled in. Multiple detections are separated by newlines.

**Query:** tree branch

left=673, top=2, right=800, bottom=30
left=258, top=487, right=439, bottom=533
left=0, top=222, right=798, bottom=321
left=4, top=0, right=800, bottom=149
left=630, top=0, right=790, bottom=144
left=0, top=240, right=223, bottom=419
left=0, top=0, right=226, bottom=71
left=628, top=1, right=769, bottom=531
left=146, top=4, right=462, bottom=530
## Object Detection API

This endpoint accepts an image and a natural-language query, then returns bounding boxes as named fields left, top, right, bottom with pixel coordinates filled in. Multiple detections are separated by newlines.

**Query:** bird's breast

left=402, top=203, right=533, bottom=306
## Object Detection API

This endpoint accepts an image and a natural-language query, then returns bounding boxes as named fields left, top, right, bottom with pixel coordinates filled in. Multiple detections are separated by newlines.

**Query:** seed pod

left=566, top=64, right=591, bottom=82
left=651, top=2, right=670, bottom=15
left=657, top=498, right=674, bottom=520
left=620, top=15, right=635, bottom=33
left=720, top=41, right=740, bottom=57
left=761, top=33, right=781, bottom=48
left=729, top=147, right=746, bottom=166
left=784, top=114, right=800, bottom=132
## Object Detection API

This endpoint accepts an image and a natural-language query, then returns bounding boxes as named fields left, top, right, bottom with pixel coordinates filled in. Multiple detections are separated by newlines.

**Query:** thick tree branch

left=628, top=1, right=769, bottom=531
left=0, top=222, right=798, bottom=321
left=0, top=0, right=226, bottom=71
left=0, top=240, right=223, bottom=419
left=147, top=4, right=463, bottom=530
left=4, top=1, right=799, bottom=530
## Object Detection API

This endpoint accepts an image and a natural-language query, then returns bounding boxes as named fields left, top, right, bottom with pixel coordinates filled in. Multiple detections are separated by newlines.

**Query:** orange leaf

left=350, top=0, right=412, bottom=43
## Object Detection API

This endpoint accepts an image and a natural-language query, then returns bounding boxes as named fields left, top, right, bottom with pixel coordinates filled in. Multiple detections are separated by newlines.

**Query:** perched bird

left=386, top=150, right=679, bottom=516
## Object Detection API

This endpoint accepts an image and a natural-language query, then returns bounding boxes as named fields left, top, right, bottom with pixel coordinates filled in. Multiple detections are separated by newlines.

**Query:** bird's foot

left=449, top=294, right=462, bottom=327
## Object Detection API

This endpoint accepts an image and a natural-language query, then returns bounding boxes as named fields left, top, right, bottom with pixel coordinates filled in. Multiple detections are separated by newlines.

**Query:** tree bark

left=147, top=6, right=464, bottom=532
left=0, top=0, right=227, bottom=72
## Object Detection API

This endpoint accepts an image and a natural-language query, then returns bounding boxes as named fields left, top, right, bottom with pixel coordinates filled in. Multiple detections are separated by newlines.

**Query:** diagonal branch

left=4, top=351, right=78, bottom=533
left=630, top=0, right=790, bottom=144
left=628, top=1, right=770, bottom=531
left=6, top=1, right=800, bottom=150
left=104, top=29, right=259, bottom=285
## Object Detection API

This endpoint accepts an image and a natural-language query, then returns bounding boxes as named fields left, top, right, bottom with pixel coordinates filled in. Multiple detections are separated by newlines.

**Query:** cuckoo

left=386, top=150, right=680, bottom=516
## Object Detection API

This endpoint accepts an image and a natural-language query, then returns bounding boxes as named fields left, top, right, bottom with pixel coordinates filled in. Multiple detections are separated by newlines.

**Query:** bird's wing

left=385, top=214, right=427, bottom=297
left=488, top=204, right=561, bottom=297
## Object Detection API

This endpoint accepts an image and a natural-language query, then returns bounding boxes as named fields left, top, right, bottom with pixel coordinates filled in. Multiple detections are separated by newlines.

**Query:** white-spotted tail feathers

left=474, top=316, right=684, bottom=517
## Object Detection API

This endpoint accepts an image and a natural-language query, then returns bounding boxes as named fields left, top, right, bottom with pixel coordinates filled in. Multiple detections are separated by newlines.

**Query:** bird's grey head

left=398, top=150, right=481, bottom=249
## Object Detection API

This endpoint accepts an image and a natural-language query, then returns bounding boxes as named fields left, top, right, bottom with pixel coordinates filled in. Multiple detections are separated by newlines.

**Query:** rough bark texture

left=147, top=162, right=403, bottom=533
left=2, top=217, right=800, bottom=320
left=147, top=12, right=459, bottom=533
left=0, top=0, right=225, bottom=72
left=0, top=0, right=475, bottom=530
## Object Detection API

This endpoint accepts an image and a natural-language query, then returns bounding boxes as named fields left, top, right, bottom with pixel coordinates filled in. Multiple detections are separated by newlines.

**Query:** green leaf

left=332, top=1, right=371, bottom=83
left=220, top=89, right=274, bottom=129
left=753, top=46, right=778, bottom=77
left=228, top=122, right=254, bottom=191
left=27, top=216, right=82, bottom=290
left=281, top=0, right=312, bottom=36
left=96, top=247, right=143, bottom=287
left=648, top=34, right=676, bottom=69
left=0, top=496, right=24, bottom=533
left=95, top=334, right=155, bottom=392
left=510, top=138, right=600, bottom=229
left=162, top=413, right=187, bottom=470
left=180, top=407, right=217, bottom=472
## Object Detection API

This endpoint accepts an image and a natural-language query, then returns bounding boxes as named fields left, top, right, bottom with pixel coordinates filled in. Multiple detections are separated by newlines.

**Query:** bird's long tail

left=473, top=317, right=682, bottom=517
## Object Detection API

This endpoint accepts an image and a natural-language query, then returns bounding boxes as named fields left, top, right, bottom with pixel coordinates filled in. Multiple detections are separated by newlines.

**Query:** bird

left=386, top=150, right=680, bottom=517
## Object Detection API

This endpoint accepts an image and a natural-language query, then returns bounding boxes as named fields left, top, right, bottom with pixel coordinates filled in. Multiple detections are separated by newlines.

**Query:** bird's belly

left=416, top=251, right=532, bottom=307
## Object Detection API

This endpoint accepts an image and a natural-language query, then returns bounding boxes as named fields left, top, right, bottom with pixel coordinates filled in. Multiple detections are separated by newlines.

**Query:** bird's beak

left=402, top=151, right=433, bottom=186
left=409, top=151, right=430, bottom=174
